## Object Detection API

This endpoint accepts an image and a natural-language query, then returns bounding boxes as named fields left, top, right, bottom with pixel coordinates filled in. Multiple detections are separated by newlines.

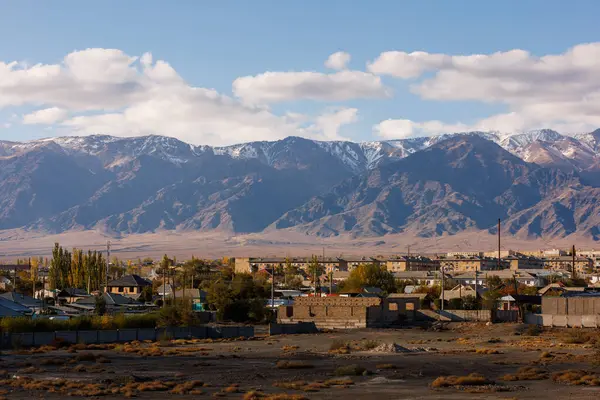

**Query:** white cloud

left=324, top=51, right=351, bottom=70
left=0, top=48, right=368, bottom=146
left=22, top=107, right=68, bottom=124
left=374, top=118, right=470, bottom=139
left=232, top=70, right=390, bottom=104
left=313, top=108, right=358, bottom=140
left=369, top=43, right=600, bottom=136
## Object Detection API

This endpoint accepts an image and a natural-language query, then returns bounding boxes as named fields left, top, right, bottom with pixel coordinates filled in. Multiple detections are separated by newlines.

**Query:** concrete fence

left=269, top=322, right=319, bottom=335
left=417, top=309, right=493, bottom=322
left=0, top=325, right=254, bottom=349
left=524, top=313, right=600, bottom=328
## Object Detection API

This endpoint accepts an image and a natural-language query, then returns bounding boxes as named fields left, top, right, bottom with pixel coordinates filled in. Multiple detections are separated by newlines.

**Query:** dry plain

left=0, top=323, right=599, bottom=399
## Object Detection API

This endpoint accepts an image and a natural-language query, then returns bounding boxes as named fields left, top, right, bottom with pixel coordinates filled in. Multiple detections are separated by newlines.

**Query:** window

left=130, top=286, right=135, bottom=292
left=118, top=287, right=123, bottom=292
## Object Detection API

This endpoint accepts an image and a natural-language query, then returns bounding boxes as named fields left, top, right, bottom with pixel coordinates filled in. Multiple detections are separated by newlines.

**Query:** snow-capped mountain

left=1, top=129, right=599, bottom=239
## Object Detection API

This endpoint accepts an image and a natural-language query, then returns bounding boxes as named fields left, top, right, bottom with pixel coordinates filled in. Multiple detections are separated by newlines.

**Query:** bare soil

left=1, top=323, right=599, bottom=399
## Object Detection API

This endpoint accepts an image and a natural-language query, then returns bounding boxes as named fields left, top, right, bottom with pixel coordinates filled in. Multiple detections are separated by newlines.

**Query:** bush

left=276, top=360, right=314, bottom=369
left=563, top=330, right=599, bottom=345
left=431, top=373, right=493, bottom=388
left=333, top=364, right=366, bottom=376
left=502, top=367, right=548, bottom=381
left=0, top=314, right=160, bottom=333
left=552, top=370, right=600, bottom=386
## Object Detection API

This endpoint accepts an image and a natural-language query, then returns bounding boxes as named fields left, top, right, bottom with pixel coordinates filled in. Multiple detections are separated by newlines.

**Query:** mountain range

left=1, top=129, right=599, bottom=241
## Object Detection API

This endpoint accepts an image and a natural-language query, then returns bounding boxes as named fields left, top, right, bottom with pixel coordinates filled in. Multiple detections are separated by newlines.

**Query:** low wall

left=417, top=309, right=492, bottom=322
left=0, top=325, right=254, bottom=349
left=269, top=322, right=319, bottom=335
left=525, top=313, right=600, bottom=328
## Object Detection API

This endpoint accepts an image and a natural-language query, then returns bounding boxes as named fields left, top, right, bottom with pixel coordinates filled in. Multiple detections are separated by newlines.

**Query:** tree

left=95, top=295, right=107, bottom=315
left=339, top=263, right=396, bottom=294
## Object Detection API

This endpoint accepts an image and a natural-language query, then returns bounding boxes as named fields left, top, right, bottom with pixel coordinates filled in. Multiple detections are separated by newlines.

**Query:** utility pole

left=407, top=245, right=411, bottom=271
left=440, top=266, right=445, bottom=311
left=271, top=265, right=275, bottom=309
left=105, top=241, right=111, bottom=293
left=497, top=218, right=501, bottom=270
left=162, top=259, right=167, bottom=308
left=572, top=245, right=576, bottom=279
left=30, top=258, right=34, bottom=298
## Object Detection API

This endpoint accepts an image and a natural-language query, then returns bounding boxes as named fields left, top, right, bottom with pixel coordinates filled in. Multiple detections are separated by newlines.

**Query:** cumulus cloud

left=22, top=107, right=68, bottom=124
left=324, top=51, right=351, bottom=70
left=369, top=43, right=600, bottom=136
left=313, top=108, right=358, bottom=140
left=232, top=70, right=390, bottom=104
left=0, top=48, right=362, bottom=145
left=374, top=118, right=471, bottom=139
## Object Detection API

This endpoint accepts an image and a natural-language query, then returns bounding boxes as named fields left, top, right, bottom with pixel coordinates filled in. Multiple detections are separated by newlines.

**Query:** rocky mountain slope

left=0, top=130, right=599, bottom=240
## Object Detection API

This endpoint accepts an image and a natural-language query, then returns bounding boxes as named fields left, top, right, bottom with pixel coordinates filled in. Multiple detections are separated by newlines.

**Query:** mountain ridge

left=1, top=129, right=599, bottom=240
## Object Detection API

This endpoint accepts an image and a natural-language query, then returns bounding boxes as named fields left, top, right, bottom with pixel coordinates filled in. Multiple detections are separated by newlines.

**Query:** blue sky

left=1, top=1, right=600, bottom=145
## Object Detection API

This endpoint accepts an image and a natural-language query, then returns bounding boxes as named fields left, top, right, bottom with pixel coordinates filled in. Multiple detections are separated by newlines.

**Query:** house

left=0, top=276, right=11, bottom=290
left=74, top=292, right=148, bottom=313
left=0, top=296, right=33, bottom=316
left=538, top=283, right=587, bottom=296
left=451, top=270, right=545, bottom=288
left=441, top=284, right=488, bottom=301
left=498, top=294, right=541, bottom=311
left=277, top=295, right=420, bottom=329
left=57, top=288, right=91, bottom=304
left=172, top=288, right=207, bottom=311
left=0, top=292, right=43, bottom=311
left=338, top=257, right=381, bottom=270
left=393, top=270, right=453, bottom=287
left=106, top=274, right=152, bottom=299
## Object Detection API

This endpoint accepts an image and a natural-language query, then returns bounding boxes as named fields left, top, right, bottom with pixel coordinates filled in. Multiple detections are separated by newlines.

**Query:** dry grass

left=333, top=364, right=366, bottom=376
left=17, top=366, right=45, bottom=374
left=562, top=330, right=599, bottom=345
left=475, top=348, right=502, bottom=354
left=329, top=339, right=380, bottom=354
left=431, top=373, right=493, bottom=388
left=244, top=392, right=308, bottom=400
left=274, top=378, right=353, bottom=393
left=552, top=370, right=600, bottom=386
left=376, top=364, right=396, bottom=369
left=75, top=352, right=98, bottom=362
left=222, top=384, right=241, bottom=393
left=169, top=380, right=204, bottom=394
left=39, top=358, right=67, bottom=366
left=502, top=367, right=549, bottom=381
left=276, top=360, right=314, bottom=369
left=72, top=364, right=87, bottom=372
left=281, top=345, right=300, bottom=352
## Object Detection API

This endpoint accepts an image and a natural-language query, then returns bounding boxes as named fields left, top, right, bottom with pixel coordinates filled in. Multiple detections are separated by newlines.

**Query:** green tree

left=339, top=263, right=396, bottom=294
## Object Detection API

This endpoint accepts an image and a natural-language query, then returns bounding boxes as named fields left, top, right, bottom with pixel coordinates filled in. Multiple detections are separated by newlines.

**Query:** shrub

left=333, top=364, right=366, bottom=376
left=552, top=370, right=600, bottom=386
left=475, top=348, right=501, bottom=354
left=525, top=325, right=541, bottom=337
left=431, top=373, right=493, bottom=388
left=276, top=360, right=314, bottom=369
left=502, top=367, right=548, bottom=381
left=376, top=364, right=396, bottom=369
left=563, top=330, right=599, bottom=345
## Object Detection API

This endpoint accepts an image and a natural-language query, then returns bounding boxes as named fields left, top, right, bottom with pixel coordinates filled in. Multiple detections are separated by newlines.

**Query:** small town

left=0, top=244, right=598, bottom=398
left=3, top=1, right=600, bottom=399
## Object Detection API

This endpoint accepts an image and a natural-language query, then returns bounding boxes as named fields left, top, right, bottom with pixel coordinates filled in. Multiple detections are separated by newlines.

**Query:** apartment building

left=386, top=256, right=440, bottom=272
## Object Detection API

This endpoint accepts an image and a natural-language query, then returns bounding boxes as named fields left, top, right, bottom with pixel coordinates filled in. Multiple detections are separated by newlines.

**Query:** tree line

left=49, top=243, right=107, bottom=291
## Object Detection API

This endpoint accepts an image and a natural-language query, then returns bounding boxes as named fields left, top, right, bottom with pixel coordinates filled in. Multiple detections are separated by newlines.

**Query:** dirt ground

left=1, top=323, right=599, bottom=399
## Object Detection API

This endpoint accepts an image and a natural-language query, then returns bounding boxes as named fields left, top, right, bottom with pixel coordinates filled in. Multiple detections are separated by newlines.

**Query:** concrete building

left=446, top=252, right=483, bottom=258
left=482, top=250, right=517, bottom=258
left=577, top=251, right=600, bottom=269
left=452, top=270, right=546, bottom=287
left=437, top=256, right=505, bottom=272
left=544, top=256, right=594, bottom=274
left=504, top=255, right=545, bottom=271
left=386, top=256, right=440, bottom=272
left=277, top=295, right=420, bottom=329
left=234, top=257, right=347, bottom=275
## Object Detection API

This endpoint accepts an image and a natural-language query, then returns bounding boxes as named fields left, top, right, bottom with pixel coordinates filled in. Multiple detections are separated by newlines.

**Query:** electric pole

left=106, top=241, right=111, bottom=292
left=497, top=218, right=501, bottom=270
left=572, top=245, right=576, bottom=279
